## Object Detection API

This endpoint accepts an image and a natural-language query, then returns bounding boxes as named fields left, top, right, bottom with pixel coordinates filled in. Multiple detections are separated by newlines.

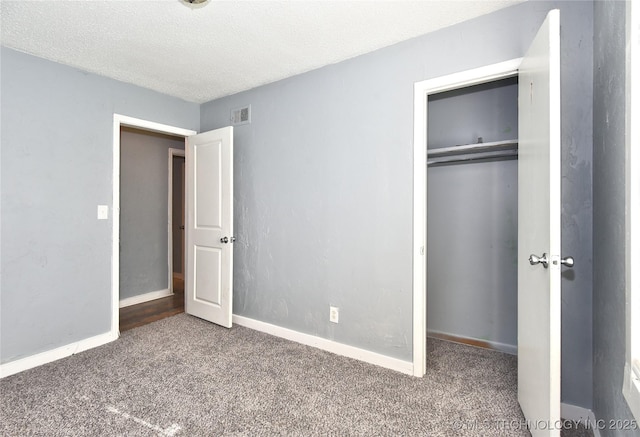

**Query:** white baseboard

left=427, top=329, right=517, bottom=355
left=119, top=288, right=172, bottom=308
left=172, top=273, right=183, bottom=280
left=561, top=403, right=600, bottom=437
left=0, top=331, right=118, bottom=379
left=232, top=315, right=414, bottom=376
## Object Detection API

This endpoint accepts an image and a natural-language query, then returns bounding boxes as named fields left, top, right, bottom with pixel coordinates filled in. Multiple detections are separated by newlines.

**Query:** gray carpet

left=1, top=314, right=591, bottom=436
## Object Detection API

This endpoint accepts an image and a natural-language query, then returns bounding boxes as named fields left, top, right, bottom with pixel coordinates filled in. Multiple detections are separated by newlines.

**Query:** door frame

left=168, top=148, right=186, bottom=293
left=411, top=58, right=522, bottom=376
left=111, top=114, right=196, bottom=338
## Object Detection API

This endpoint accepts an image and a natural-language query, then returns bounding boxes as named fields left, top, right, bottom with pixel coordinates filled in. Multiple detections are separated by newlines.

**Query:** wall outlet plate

left=97, top=205, right=109, bottom=220
left=329, top=306, right=339, bottom=323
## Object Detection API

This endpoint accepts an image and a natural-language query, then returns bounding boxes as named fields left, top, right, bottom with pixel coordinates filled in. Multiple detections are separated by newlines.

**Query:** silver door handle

left=220, top=237, right=229, bottom=244
left=529, top=253, right=574, bottom=268
left=529, top=253, right=548, bottom=268
left=560, top=256, right=574, bottom=268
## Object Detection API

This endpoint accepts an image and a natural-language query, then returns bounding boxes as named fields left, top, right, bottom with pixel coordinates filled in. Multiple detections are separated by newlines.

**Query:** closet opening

left=426, top=76, right=519, bottom=357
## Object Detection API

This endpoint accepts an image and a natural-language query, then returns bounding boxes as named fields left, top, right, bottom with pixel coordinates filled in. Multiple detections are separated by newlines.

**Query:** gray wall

left=119, top=128, right=184, bottom=300
left=592, top=1, right=639, bottom=434
left=200, top=1, right=593, bottom=407
left=172, top=156, right=185, bottom=275
left=427, top=78, right=518, bottom=148
left=427, top=79, right=518, bottom=349
left=0, top=47, right=199, bottom=364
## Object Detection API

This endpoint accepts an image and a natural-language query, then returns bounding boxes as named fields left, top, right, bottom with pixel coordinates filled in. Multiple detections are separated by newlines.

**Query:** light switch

left=97, top=205, right=109, bottom=220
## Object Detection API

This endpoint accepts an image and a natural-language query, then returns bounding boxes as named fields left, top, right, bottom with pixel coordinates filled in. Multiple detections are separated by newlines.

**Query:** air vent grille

left=231, top=105, right=251, bottom=125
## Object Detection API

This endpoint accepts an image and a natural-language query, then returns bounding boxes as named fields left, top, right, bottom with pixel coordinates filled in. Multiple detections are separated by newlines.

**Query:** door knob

left=560, top=256, right=574, bottom=268
left=529, top=253, right=549, bottom=268
left=220, top=237, right=229, bottom=244
left=529, top=253, right=574, bottom=268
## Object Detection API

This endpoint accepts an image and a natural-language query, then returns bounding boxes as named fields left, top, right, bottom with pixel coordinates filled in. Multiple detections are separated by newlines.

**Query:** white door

left=185, top=127, right=234, bottom=328
left=517, top=10, right=564, bottom=436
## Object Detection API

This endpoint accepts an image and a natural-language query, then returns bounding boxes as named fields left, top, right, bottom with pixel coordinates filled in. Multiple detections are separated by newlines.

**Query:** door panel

left=194, top=246, right=222, bottom=304
left=185, top=126, right=234, bottom=328
left=517, top=9, right=561, bottom=436
left=195, top=142, right=222, bottom=228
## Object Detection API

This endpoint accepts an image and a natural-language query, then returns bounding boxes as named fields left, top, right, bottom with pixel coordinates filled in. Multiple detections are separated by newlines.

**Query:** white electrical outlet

left=329, top=306, right=339, bottom=323
left=97, top=205, right=109, bottom=220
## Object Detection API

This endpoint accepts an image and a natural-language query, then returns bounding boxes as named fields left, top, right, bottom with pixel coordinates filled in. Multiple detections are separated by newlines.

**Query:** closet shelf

left=427, top=139, right=518, bottom=166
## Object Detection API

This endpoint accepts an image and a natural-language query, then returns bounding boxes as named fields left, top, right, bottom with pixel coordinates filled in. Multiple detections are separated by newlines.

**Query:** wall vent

left=231, top=105, right=251, bottom=125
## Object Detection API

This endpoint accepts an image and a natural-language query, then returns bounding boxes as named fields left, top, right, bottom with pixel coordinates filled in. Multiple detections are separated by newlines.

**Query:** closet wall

left=427, top=77, right=518, bottom=352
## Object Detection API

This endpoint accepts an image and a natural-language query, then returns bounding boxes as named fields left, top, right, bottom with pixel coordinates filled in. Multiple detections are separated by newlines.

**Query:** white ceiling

left=1, top=0, right=524, bottom=103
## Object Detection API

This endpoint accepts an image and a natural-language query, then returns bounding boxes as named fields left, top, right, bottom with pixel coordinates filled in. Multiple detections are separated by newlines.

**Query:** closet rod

left=428, top=139, right=518, bottom=158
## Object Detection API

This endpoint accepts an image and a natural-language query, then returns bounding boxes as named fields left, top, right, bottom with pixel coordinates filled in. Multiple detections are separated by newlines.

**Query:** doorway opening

left=412, top=58, right=522, bottom=376
left=426, top=77, right=518, bottom=356
left=111, top=115, right=196, bottom=337
left=118, top=128, right=186, bottom=331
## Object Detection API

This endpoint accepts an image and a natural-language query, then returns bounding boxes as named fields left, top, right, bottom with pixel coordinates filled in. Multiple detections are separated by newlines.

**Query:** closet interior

left=426, top=76, right=519, bottom=355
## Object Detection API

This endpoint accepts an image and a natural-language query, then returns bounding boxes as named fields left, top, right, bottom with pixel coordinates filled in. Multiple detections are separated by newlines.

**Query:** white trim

left=417, top=59, right=522, bottom=95
left=232, top=315, right=414, bottom=376
left=412, top=58, right=521, bottom=377
left=427, top=330, right=517, bottom=356
left=112, top=114, right=196, bottom=340
left=412, top=79, right=428, bottom=377
left=624, top=0, right=640, bottom=423
left=0, top=331, right=117, bottom=379
left=115, top=115, right=197, bottom=138
left=119, top=288, right=173, bottom=308
left=168, top=148, right=186, bottom=294
left=560, top=403, right=601, bottom=437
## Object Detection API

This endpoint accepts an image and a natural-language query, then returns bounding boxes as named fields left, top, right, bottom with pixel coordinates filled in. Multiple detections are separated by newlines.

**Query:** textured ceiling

left=1, top=0, right=524, bottom=103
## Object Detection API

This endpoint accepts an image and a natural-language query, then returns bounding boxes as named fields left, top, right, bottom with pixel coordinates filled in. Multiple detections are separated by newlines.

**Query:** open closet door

left=517, top=10, right=564, bottom=436
left=185, top=127, right=234, bottom=328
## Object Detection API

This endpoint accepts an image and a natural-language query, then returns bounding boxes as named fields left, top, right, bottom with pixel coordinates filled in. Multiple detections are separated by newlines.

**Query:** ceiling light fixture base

left=181, top=0, right=209, bottom=6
